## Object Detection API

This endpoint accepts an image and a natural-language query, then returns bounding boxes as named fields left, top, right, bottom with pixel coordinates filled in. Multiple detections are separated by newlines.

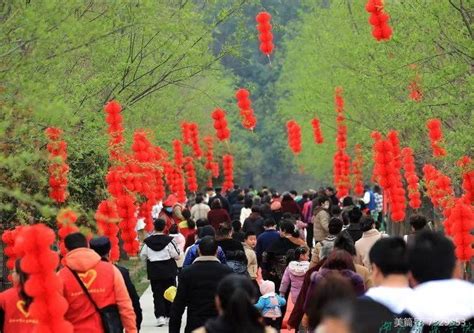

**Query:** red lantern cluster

left=188, top=123, right=203, bottom=158
left=184, top=157, right=198, bottom=192
left=1, top=227, right=22, bottom=281
left=333, top=87, right=351, bottom=198
left=56, top=208, right=79, bottom=257
left=95, top=199, right=121, bottom=261
left=222, top=154, right=234, bottom=192
left=401, top=147, right=422, bottom=209
left=311, top=118, right=324, bottom=144
left=422, top=164, right=454, bottom=218
left=365, top=0, right=393, bottom=41
left=235, top=88, right=257, bottom=130
left=116, top=193, right=139, bottom=255
left=458, top=156, right=473, bottom=204
left=14, top=224, right=73, bottom=332
left=352, top=144, right=364, bottom=196
left=445, top=198, right=474, bottom=261
left=172, top=166, right=187, bottom=203
left=212, top=108, right=231, bottom=141
left=182, top=122, right=192, bottom=145
left=203, top=136, right=215, bottom=186
left=256, top=12, right=274, bottom=56
left=426, top=118, right=447, bottom=157
left=372, top=133, right=406, bottom=222
left=286, top=120, right=302, bottom=155
left=45, top=127, right=69, bottom=203
left=173, top=139, right=184, bottom=168
left=104, top=100, right=124, bottom=161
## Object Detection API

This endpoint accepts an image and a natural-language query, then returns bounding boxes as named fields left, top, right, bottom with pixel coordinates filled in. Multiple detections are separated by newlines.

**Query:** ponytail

left=15, top=259, right=33, bottom=310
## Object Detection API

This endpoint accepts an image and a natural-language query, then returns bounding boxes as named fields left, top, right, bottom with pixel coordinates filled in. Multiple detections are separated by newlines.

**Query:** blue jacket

left=255, top=294, right=286, bottom=318
left=183, top=240, right=227, bottom=267
left=256, top=229, right=280, bottom=265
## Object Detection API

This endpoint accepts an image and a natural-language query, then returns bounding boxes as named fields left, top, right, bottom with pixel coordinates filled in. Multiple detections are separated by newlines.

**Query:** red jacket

left=0, top=286, right=39, bottom=333
left=58, top=248, right=137, bottom=333
left=207, top=208, right=231, bottom=230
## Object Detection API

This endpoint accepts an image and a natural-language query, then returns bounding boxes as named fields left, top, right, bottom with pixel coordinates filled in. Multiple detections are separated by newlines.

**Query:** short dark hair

left=169, top=224, right=179, bottom=234
left=323, top=249, right=356, bottom=271
left=199, top=236, right=218, bottom=256
left=264, top=218, right=276, bottom=227
left=315, top=195, right=330, bottom=207
left=182, top=209, right=191, bottom=220
left=408, top=231, right=455, bottom=283
left=244, top=198, right=253, bottom=209
left=348, top=207, right=362, bottom=224
left=198, top=225, right=216, bottom=238
left=65, top=232, right=88, bottom=251
left=195, top=195, right=204, bottom=204
left=215, top=187, right=222, bottom=193
left=211, top=198, right=222, bottom=209
left=409, top=214, right=427, bottom=231
left=244, top=231, right=256, bottom=240
left=251, top=205, right=261, bottom=214
left=216, top=223, right=232, bottom=238
left=369, top=237, right=408, bottom=275
left=342, top=196, right=354, bottom=207
left=360, top=216, right=375, bottom=232
left=196, top=218, right=209, bottom=228
left=232, top=220, right=241, bottom=232
left=331, top=205, right=342, bottom=217
left=328, top=218, right=343, bottom=235
left=334, top=233, right=356, bottom=256
left=153, top=218, right=166, bottom=231
left=290, top=190, right=297, bottom=196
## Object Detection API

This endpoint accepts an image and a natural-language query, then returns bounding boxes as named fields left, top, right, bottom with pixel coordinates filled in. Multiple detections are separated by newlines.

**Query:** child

left=169, top=224, right=185, bottom=270
left=279, top=247, right=310, bottom=304
left=255, top=280, right=286, bottom=330
left=178, top=209, right=196, bottom=239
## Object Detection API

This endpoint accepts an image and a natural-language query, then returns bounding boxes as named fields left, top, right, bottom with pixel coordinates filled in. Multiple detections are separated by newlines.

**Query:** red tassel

left=365, top=0, right=393, bottom=41
left=426, top=118, right=447, bottom=157
left=211, top=108, right=231, bottom=141
left=311, top=118, right=324, bottom=144
left=256, top=12, right=274, bottom=56
left=286, top=120, right=302, bottom=155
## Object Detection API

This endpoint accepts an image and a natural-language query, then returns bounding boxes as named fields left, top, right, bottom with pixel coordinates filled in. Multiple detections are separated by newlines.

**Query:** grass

left=118, top=257, right=149, bottom=296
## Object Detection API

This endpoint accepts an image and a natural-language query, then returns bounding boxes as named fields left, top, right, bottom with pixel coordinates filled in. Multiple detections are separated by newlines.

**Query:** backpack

left=226, top=260, right=248, bottom=275
left=262, top=249, right=294, bottom=280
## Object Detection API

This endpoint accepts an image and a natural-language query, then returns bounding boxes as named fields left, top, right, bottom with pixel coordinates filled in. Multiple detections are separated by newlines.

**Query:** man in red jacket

left=58, top=233, right=137, bottom=333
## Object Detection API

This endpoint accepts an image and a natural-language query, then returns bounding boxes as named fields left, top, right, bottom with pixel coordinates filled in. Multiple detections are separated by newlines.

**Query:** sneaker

left=156, top=316, right=166, bottom=327
left=165, top=317, right=170, bottom=326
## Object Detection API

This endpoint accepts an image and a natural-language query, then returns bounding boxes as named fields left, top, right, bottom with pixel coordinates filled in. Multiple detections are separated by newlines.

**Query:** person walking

left=207, top=199, right=231, bottom=230
left=169, top=236, right=233, bottom=333
left=140, top=219, right=180, bottom=327
left=242, top=205, right=265, bottom=236
left=243, top=231, right=259, bottom=292
left=355, top=215, right=384, bottom=270
left=191, top=194, right=210, bottom=221
left=312, top=195, right=331, bottom=244
left=255, top=280, right=286, bottom=331
left=58, top=233, right=137, bottom=333
left=182, top=225, right=227, bottom=267
left=279, top=247, right=310, bottom=304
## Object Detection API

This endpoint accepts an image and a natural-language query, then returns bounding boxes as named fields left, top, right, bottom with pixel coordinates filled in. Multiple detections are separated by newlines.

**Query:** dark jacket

left=217, top=238, right=247, bottom=274
left=260, top=203, right=273, bottom=219
left=347, top=223, right=363, bottom=243
left=281, top=199, right=302, bottom=217
left=229, top=202, right=244, bottom=221
left=232, top=231, right=245, bottom=243
left=209, top=194, right=230, bottom=212
left=262, top=237, right=299, bottom=276
left=143, top=234, right=178, bottom=280
left=169, top=257, right=233, bottom=333
left=242, top=213, right=264, bottom=236
left=115, top=264, right=143, bottom=331
left=256, top=229, right=280, bottom=265
left=207, top=208, right=231, bottom=230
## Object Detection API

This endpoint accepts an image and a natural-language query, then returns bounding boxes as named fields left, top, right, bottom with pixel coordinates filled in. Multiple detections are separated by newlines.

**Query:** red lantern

left=365, top=0, right=393, bottom=41
left=445, top=198, right=474, bottom=261
left=45, top=127, right=69, bottom=203
left=311, top=118, right=324, bottom=144
left=104, top=100, right=125, bottom=161
left=222, top=154, right=234, bottom=192
left=172, top=139, right=184, bottom=168
left=458, top=156, right=473, bottom=205
left=211, top=108, right=231, bottom=141
left=256, top=12, right=274, bottom=56
left=426, top=118, right=447, bottom=157
left=286, top=120, right=302, bottom=155
left=422, top=164, right=454, bottom=220
left=235, top=88, right=257, bottom=130
left=181, top=122, right=192, bottom=145
left=401, top=147, right=422, bottom=209
left=95, top=199, right=121, bottom=261
left=333, top=87, right=351, bottom=198
left=352, top=144, right=364, bottom=197
left=184, top=157, right=198, bottom=193
left=56, top=208, right=79, bottom=257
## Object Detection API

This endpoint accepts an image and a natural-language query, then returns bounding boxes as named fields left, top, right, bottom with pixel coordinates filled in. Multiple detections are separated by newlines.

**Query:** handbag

left=68, top=267, right=124, bottom=333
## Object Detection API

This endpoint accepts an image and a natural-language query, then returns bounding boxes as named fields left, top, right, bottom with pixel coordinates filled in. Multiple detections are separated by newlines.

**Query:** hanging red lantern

left=222, top=154, right=234, bottom=192
left=422, top=164, right=454, bottom=216
left=333, top=87, right=351, bottom=198
left=211, top=108, right=231, bottom=141
left=173, top=139, right=184, bottom=168
left=14, top=224, right=73, bottom=332
left=286, top=120, right=302, bottom=155
left=401, top=147, right=422, bottom=209
left=181, top=122, right=192, bottom=145
left=184, top=157, right=198, bottom=193
left=104, top=100, right=125, bottom=161
left=172, top=166, right=187, bottom=204
left=426, top=118, right=447, bottom=157
left=95, top=199, right=121, bottom=261
left=235, top=88, right=257, bottom=130
left=352, top=144, right=364, bottom=196
left=116, top=193, right=139, bottom=255
left=256, top=11, right=274, bottom=56
left=365, top=0, right=393, bottom=41
left=1, top=227, right=23, bottom=281
left=56, top=208, right=79, bottom=257
left=311, top=118, right=324, bottom=144
left=45, top=127, right=69, bottom=203
left=188, top=123, right=203, bottom=158
left=445, top=198, right=474, bottom=262
left=458, top=156, right=473, bottom=205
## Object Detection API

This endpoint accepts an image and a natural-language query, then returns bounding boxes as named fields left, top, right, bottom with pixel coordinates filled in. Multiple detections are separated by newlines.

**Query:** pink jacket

left=279, top=261, right=310, bottom=303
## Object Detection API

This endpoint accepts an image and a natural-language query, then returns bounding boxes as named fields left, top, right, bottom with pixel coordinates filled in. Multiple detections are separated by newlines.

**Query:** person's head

left=231, top=220, right=242, bottom=232
left=64, top=232, right=88, bottom=251
left=205, top=186, right=213, bottom=194
left=198, top=236, right=218, bottom=256
left=294, top=246, right=309, bottom=262
left=408, top=231, right=456, bottom=285
left=369, top=237, right=409, bottom=286
left=263, top=218, right=276, bottom=229
left=279, top=221, right=299, bottom=238
left=169, top=224, right=179, bottom=234
left=364, top=184, right=371, bottom=192
left=211, top=198, right=222, bottom=209
left=259, top=280, right=275, bottom=295
left=237, top=194, right=245, bottom=203
left=373, top=185, right=381, bottom=194
left=315, top=195, right=330, bottom=209
left=329, top=217, right=343, bottom=236
left=195, top=195, right=204, bottom=204
left=215, top=187, right=222, bottom=194
left=215, top=275, right=264, bottom=333
left=306, top=271, right=356, bottom=329
left=409, top=214, right=427, bottom=232
left=282, top=193, right=293, bottom=202
left=197, top=225, right=216, bottom=239
left=244, top=198, right=253, bottom=209
left=325, top=187, right=335, bottom=196
left=216, top=223, right=232, bottom=239
left=331, top=205, right=342, bottom=217
left=342, top=196, right=354, bottom=208
left=360, top=215, right=375, bottom=232
left=323, top=249, right=356, bottom=272
left=348, top=207, right=362, bottom=224
left=334, top=233, right=356, bottom=256
left=13, top=259, right=33, bottom=309
left=244, top=231, right=257, bottom=248
left=89, top=236, right=111, bottom=259
left=153, top=218, right=166, bottom=232
left=182, top=209, right=191, bottom=220
left=251, top=205, right=261, bottom=215
left=302, top=191, right=309, bottom=200
left=290, top=190, right=298, bottom=198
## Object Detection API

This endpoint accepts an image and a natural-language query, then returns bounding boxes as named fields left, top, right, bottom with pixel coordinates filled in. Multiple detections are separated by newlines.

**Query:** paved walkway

left=139, top=285, right=187, bottom=333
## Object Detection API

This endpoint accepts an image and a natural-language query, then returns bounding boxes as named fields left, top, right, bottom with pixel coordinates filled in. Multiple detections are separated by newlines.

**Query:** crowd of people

left=0, top=184, right=473, bottom=333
